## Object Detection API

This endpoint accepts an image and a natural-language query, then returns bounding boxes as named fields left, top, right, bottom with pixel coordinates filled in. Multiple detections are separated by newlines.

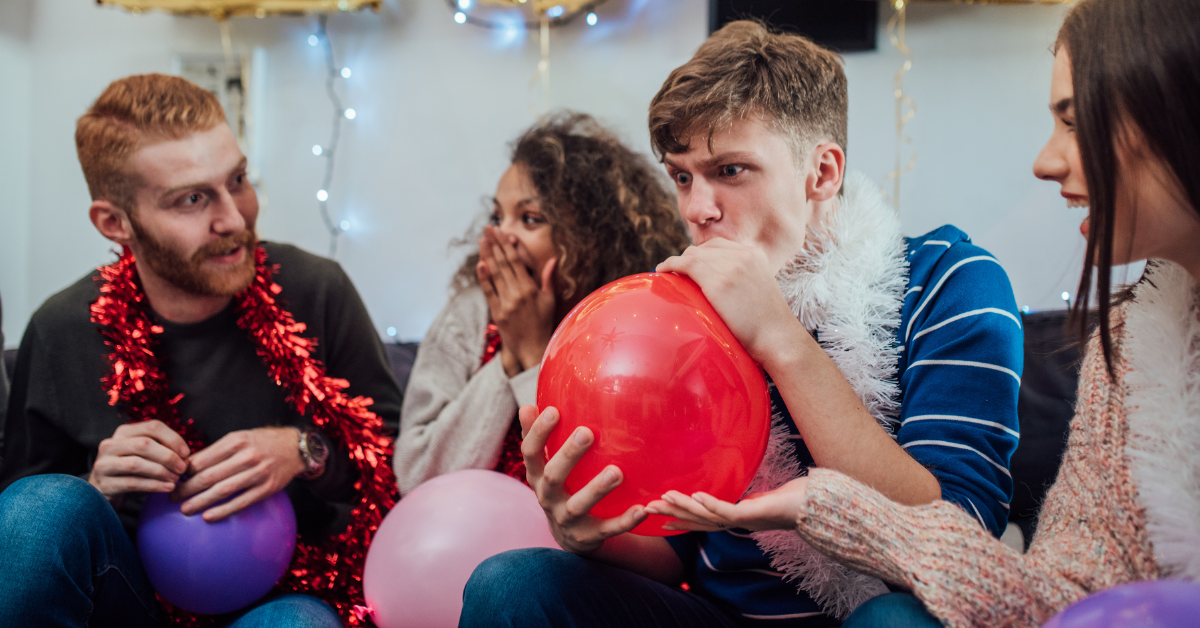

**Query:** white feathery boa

left=747, top=172, right=906, bottom=618
left=1121, top=260, right=1200, bottom=581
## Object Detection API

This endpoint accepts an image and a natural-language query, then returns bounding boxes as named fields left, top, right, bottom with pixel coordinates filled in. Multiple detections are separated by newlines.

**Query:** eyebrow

left=491, top=196, right=540, bottom=209
left=1051, top=98, right=1074, bottom=116
left=663, top=151, right=759, bottom=171
left=158, top=157, right=249, bottom=200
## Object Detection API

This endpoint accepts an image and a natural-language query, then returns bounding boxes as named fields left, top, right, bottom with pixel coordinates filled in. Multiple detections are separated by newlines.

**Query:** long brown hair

left=454, top=112, right=690, bottom=303
left=1058, top=0, right=1200, bottom=371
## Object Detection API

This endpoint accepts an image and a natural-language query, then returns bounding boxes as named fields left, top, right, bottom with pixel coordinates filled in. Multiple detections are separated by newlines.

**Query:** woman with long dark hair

left=394, top=113, right=690, bottom=495
left=645, top=0, right=1200, bottom=625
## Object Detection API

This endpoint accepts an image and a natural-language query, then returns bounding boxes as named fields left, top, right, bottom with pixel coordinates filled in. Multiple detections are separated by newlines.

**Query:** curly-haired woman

left=394, top=113, right=690, bottom=495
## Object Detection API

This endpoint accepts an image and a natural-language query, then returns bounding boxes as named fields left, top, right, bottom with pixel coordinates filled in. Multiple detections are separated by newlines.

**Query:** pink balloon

left=362, top=470, right=558, bottom=628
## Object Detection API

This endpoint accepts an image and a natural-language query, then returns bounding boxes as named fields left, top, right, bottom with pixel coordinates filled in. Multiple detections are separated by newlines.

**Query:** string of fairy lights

left=443, top=0, right=602, bottom=28
left=308, top=14, right=356, bottom=258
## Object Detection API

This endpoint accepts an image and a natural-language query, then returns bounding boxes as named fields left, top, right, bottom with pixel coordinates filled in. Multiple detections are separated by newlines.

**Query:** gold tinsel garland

left=95, top=0, right=380, bottom=20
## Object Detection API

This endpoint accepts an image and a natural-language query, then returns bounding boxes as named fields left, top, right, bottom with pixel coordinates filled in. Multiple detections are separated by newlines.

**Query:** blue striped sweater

left=666, top=225, right=1023, bottom=625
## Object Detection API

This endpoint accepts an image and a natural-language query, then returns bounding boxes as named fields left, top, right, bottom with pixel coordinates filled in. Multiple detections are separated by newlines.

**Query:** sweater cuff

left=509, top=365, right=539, bottom=408
left=794, top=468, right=924, bottom=588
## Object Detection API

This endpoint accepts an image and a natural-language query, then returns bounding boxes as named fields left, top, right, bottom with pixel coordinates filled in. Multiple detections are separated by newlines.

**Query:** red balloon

left=537, top=272, right=771, bottom=536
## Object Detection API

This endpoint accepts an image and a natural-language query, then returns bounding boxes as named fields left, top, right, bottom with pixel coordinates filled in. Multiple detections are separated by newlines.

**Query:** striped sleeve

left=897, top=237, right=1023, bottom=536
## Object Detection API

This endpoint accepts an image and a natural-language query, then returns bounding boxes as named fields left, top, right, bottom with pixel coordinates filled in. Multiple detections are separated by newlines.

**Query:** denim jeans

left=460, top=547, right=741, bottom=628
left=0, top=474, right=339, bottom=628
left=841, top=592, right=942, bottom=628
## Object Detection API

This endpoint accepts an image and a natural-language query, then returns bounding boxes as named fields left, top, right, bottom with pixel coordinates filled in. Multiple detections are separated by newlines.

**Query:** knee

left=843, top=593, right=942, bottom=628
left=233, top=595, right=341, bottom=628
left=461, top=548, right=582, bottom=623
left=0, top=475, right=110, bottom=543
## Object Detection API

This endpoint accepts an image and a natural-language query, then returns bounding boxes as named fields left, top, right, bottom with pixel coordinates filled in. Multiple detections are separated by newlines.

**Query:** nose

left=210, top=189, right=246, bottom=235
left=681, top=177, right=721, bottom=227
left=1033, top=135, right=1069, bottom=183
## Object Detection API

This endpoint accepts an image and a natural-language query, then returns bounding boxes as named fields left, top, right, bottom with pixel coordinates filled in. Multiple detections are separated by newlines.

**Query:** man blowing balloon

left=0, top=74, right=401, bottom=627
left=460, top=21, right=1024, bottom=627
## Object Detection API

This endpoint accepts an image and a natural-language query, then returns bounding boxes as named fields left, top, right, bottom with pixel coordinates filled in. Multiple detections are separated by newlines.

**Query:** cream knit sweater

left=393, top=286, right=539, bottom=495
left=793, top=261, right=1200, bottom=627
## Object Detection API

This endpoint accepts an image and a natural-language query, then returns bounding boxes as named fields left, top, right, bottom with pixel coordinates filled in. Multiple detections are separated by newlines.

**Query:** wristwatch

left=296, top=426, right=330, bottom=480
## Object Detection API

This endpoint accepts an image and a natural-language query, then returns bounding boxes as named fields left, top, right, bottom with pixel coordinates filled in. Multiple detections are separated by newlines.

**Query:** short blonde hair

left=75, top=74, right=226, bottom=211
left=649, top=20, right=847, bottom=161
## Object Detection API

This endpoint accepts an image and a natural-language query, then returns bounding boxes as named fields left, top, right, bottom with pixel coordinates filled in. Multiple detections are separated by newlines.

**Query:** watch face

left=306, top=429, right=330, bottom=463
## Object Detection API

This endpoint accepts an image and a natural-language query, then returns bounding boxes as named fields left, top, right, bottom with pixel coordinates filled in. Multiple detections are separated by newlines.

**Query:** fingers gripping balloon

left=538, top=272, right=772, bottom=536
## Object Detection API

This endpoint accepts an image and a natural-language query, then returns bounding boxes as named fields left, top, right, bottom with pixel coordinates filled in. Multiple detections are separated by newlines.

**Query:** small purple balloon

left=137, top=490, right=297, bottom=615
left=1043, top=581, right=1200, bottom=628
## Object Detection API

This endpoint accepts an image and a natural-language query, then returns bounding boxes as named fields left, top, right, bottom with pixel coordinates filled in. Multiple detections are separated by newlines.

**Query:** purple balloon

left=137, top=490, right=297, bottom=615
left=1043, top=581, right=1200, bottom=628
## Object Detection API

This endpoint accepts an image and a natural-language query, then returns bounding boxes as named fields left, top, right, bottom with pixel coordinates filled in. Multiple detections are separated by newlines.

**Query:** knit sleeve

left=392, top=288, right=519, bottom=495
left=794, top=328, right=1158, bottom=628
left=795, top=468, right=1080, bottom=627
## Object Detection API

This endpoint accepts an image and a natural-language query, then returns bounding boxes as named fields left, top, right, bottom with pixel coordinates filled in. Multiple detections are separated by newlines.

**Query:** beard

left=129, top=218, right=258, bottom=298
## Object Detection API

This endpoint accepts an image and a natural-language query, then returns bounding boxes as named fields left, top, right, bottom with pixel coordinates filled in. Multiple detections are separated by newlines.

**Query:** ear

left=806, top=142, right=846, bottom=203
left=89, top=200, right=135, bottom=248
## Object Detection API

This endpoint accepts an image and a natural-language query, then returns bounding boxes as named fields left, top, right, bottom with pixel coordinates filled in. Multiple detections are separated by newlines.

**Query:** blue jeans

left=0, top=474, right=340, bottom=628
left=841, top=593, right=942, bottom=627
left=460, top=547, right=741, bottom=627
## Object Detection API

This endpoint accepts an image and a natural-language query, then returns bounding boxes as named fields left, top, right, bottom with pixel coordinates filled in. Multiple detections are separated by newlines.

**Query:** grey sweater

left=394, top=286, right=538, bottom=495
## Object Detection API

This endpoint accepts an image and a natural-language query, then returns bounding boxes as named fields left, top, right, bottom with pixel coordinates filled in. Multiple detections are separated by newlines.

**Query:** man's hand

left=171, top=426, right=305, bottom=522
left=519, top=405, right=648, bottom=555
left=656, top=238, right=803, bottom=368
left=88, top=420, right=190, bottom=500
left=477, top=226, right=557, bottom=376
left=646, top=477, right=810, bottom=533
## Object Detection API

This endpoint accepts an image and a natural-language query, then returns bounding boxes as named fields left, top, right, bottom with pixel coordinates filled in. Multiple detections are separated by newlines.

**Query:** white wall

left=0, top=0, right=1081, bottom=348
left=0, top=0, right=33, bottom=350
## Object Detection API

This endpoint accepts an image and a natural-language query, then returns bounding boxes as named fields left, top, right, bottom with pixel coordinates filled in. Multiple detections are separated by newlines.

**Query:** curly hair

left=454, top=112, right=691, bottom=302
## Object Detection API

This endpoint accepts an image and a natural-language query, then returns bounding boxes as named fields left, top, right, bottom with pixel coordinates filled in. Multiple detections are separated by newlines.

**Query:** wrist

left=517, top=342, right=548, bottom=372
left=500, top=346, right=522, bottom=377
left=293, top=426, right=329, bottom=480
left=754, top=315, right=812, bottom=373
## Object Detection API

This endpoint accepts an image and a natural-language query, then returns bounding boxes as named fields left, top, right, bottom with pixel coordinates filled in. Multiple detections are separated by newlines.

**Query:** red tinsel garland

left=89, top=248, right=397, bottom=627
left=479, top=321, right=528, bottom=486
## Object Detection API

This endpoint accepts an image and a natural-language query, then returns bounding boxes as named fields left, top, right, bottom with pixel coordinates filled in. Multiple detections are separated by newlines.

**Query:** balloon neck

left=352, top=605, right=373, bottom=620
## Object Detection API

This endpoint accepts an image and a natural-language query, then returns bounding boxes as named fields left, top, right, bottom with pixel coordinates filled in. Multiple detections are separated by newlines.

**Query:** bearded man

left=0, top=74, right=402, bottom=628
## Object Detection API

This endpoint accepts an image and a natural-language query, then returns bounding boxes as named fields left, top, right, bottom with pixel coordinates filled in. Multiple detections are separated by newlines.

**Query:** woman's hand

left=518, top=405, right=648, bottom=555
left=645, top=476, right=811, bottom=533
left=477, top=226, right=557, bottom=376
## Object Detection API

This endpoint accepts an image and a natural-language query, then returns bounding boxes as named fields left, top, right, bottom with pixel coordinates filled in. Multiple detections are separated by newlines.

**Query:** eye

left=674, top=171, right=692, bottom=186
left=234, top=173, right=245, bottom=185
left=487, top=213, right=501, bottom=227
left=522, top=212, right=546, bottom=226
left=182, top=193, right=203, bottom=206
left=719, top=164, right=744, bottom=177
